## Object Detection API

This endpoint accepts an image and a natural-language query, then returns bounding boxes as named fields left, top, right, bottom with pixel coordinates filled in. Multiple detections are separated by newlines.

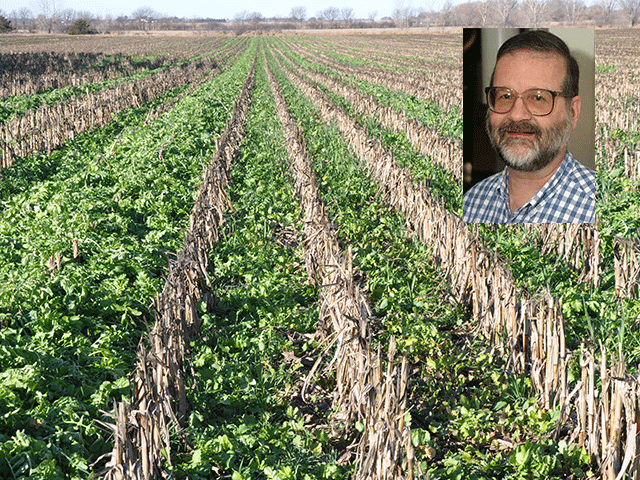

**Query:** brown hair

left=490, top=30, right=579, bottom=97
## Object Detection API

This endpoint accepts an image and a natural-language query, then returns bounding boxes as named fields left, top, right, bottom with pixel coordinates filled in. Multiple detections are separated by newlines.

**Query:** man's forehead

left=494, top=50, right=566, bottom=85
left=496, top=49, right=566, bottom=70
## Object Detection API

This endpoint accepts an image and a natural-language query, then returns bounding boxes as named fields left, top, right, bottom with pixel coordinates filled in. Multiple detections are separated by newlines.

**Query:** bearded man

left=463, top=30, right=595, bottom=223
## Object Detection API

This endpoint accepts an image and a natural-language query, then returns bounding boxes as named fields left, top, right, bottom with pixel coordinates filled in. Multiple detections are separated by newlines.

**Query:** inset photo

left=463, top=28, right=595, bottom=224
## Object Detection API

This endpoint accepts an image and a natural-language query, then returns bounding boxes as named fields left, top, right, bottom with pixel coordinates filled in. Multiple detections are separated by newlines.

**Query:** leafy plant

left=0, top=39, right=254, bottom=478
left=171, top=48, right=350, bottom=480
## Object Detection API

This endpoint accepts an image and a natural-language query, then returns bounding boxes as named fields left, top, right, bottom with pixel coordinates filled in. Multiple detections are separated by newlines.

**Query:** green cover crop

left=0, top=42, right=253, bottom=478
left=3, top=30, right=637, bottom=480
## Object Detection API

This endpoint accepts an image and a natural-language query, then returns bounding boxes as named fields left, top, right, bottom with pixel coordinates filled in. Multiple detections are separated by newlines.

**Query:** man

left=463, top=30, right=595, bottom=223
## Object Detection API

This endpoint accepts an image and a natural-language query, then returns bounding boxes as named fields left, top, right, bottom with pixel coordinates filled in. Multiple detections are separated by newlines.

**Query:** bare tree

left=248, top=11, right=264, bottom=25
left=562, top=0, right=586, bottom=24
left=16, top=7, right=34, bottom=30
left=97, top=13, right=113, bottom=33
left=523, top=0, right=548, bottom=26
left=476, top=0, right=494, bottom=26
left=368, top=10, right=378, bottom=21
left=619, top=0, right=640, bottom=25
left=234, top=10, right=248, bottom=22
left=594, top=0, right=618, bottom=25
left=441, top=0, right=455, bottom=25
left=77, top=10, right=93, bottom=20
left=59, top=8, right=76, bottom=26
left=393, top=0, right=415, bottom=27
left=495, top=0, right=519, bottom=26
left=290, top=6, right=307, bottom=23
left=319, top=7, right=340, bottom=27
left=451, top=2, right=474, bottom=25
left=132, top=6, right=159, bottom=31
left=418, top=8, right=437, bottom=27
left=232, top=11, right=250, bottom=34
left=37, top=0, right=57, bottom=32
left=340, top=7, right=355, bottom=25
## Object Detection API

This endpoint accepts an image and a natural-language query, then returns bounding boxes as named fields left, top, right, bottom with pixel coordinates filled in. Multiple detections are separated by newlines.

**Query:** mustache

left=498, top=121, right=542, bottom=137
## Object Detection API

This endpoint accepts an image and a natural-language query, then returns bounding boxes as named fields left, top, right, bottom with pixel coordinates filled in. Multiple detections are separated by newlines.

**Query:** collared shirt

left=463, top=152, right=595, bottom=223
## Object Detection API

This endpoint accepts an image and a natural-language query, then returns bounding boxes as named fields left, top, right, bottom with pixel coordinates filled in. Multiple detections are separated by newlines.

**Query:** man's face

left=486, top=50, right=580, bottom=172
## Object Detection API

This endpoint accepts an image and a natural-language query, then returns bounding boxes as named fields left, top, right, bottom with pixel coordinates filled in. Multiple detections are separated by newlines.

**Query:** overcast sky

left=1, top=0, right=448, bottom=20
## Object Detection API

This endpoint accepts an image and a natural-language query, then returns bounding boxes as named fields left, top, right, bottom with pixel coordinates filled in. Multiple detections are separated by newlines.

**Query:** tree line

left=2, top=0, right=640, bottom=35
left=439, top=0, right=640, bottom=28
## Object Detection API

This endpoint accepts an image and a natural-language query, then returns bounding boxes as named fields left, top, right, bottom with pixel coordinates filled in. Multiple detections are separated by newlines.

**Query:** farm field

left=0, top=29, right=639, bottom=480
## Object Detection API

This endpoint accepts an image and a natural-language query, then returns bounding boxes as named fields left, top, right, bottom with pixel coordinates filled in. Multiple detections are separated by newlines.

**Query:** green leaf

left=494, top=401, right=508, bottom=411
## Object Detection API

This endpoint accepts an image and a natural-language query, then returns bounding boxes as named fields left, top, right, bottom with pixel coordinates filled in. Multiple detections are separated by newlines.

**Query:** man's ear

left=570, top=95, right=581, bottom=131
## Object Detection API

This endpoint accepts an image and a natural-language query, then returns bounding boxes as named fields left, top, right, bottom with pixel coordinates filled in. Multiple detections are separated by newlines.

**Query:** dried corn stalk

left=100, top=56, right=257, bottom=480
left=275, top=46, right=640, bottom=479
left=266, top=53, right=417, bottom=479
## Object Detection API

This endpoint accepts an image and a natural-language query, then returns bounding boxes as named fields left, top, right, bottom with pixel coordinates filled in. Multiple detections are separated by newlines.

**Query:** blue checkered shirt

left=463, top=152, right=595, bottom=223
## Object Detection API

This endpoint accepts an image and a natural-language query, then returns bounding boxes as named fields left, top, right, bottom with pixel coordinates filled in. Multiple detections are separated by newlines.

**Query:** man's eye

left=528, top=92, right=548, bottom=103
left=500, top=93, right=512, bottom=100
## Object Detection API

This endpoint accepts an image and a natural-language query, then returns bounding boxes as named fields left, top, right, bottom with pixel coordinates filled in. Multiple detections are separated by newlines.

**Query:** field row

left=268, top=32, right=640, bottom=480
left=0, top=40, right=256, bottom=480
left=0, top=36, right=232, bottom=100
left=0, top=39, right=248, bottom=167
left=280, top=36, right=462, bottom=114
left=0, top=34, right=221, bottom=56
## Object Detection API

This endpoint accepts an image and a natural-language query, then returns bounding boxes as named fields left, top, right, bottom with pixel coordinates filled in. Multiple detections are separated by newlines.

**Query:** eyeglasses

left=485, top=86, right=574, bottom=116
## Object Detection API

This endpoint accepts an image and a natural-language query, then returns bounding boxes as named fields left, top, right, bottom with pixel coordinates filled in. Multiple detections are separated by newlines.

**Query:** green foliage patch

left=265, top=43, right=591, bottom=479
left=0, top=42, right=253, bottom=479
left=171, top=51, right=350, bottom=480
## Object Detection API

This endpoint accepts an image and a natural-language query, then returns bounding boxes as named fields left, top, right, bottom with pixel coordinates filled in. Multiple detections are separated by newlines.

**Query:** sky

left=1, top=0, right=447, bottom=21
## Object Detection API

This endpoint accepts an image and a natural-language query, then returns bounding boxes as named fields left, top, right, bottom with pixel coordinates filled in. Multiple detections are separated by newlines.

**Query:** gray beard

left=486, top=112, right=572, bottom=172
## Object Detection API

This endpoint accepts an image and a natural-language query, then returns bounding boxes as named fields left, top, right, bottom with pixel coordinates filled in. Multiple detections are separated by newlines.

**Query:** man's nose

left=508, top=96, right=532, bottom=121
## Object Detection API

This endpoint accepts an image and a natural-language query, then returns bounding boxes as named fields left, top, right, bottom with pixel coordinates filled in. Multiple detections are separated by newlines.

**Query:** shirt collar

left=495, top=151, right=572, bottom=218
left=526, top=151, right=572, bottom=209
left=496, top=168, right=509, bottom=198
